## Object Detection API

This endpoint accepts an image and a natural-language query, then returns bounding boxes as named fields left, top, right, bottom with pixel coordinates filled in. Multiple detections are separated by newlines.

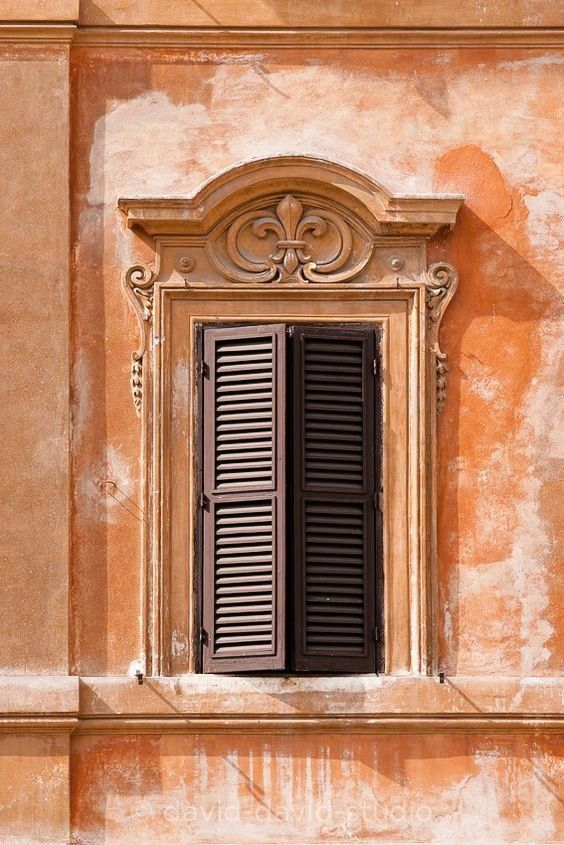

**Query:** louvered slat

left=202, top=325, right=286, bottom=672
left=292, top=326, right=378, bottom=672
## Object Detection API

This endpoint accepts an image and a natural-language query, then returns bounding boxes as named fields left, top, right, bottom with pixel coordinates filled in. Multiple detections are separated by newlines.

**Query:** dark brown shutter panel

left=202, top=325, right=286, bottom=672
left=292, top=326, right=378, bottom=672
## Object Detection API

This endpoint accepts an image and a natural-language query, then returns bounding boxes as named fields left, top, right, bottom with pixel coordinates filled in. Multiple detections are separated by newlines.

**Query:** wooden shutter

left=291, top=326, right=378, bottom=672
left=201, top=324, right=286, bottom=672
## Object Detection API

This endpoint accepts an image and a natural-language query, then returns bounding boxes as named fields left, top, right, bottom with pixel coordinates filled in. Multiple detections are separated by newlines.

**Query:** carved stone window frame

left=119, top=156, right=463, bottom=678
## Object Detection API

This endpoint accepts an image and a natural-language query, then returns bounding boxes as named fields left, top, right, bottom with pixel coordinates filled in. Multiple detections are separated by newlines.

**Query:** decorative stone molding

left=120, top=157, right=463, bottom=417
left=424, top=262, right=459, bottom=413
left=123, top=263, right=156, bottom=415
left=73, top=27, right=564, bottom=50
left=0, top=24, right=77, bottom=44
left=208, top=193, right=372, bottom=284
left=175, top=254, right=196, bottom=275
left=118, top=156, right=463, bottom=238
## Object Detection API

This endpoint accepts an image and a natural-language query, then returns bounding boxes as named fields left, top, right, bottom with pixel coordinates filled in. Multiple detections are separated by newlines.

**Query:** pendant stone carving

left=123, top=263, right=157, bottom=415
left=424, top=262, right=459, bottom=413
left=208, top=194, right=373, bottom=284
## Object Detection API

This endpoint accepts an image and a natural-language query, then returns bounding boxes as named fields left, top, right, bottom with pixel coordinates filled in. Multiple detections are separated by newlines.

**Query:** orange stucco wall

left=0, top=3, right=562, bottom=842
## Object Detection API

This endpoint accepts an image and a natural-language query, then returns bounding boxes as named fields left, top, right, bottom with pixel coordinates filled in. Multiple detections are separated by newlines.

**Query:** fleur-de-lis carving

left=269, top=194, right=312, bottom=276
left=212, top=194, right=372, bottom=284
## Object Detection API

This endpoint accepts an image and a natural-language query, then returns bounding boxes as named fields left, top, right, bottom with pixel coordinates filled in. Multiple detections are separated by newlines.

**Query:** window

left=119, top=155, right=462, bottom=678
left=199, top=323, right=382, bottom=673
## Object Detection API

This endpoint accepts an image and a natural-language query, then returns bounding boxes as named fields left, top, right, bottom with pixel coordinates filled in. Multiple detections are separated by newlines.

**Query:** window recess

left=200, top=323, right=382, bottom=674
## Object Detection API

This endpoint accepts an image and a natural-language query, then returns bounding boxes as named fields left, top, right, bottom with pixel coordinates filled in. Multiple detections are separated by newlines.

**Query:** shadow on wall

left=68, top=732, right=564, bottom=843
left=430, top=145, right=562, bottom=675
left=70, top=54, right=153, bottom=677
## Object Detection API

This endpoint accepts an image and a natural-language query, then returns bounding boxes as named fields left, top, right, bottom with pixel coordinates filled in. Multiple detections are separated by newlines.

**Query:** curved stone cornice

left=118, top=155, right=463, bottom=239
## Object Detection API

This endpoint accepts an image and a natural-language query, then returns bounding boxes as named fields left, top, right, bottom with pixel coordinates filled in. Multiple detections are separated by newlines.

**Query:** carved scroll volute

left=209, top=194, right=373, bottom=284
left=424, top=262, right=459, bottom=413
left=123, top=263, right=157, bottom=415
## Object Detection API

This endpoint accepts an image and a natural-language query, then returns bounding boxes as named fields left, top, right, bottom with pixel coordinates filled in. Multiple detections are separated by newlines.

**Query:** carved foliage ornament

left=123, top=263, right=156, bottom=415
left=424, top=262, right=459, bottom=413
left=208, top=194, right=373, bottom=284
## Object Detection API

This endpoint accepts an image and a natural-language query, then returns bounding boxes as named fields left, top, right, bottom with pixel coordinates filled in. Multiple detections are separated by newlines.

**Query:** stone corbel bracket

left=123, top=263, right=157, bottom=415
left=424, top=262, right=459, bottom=413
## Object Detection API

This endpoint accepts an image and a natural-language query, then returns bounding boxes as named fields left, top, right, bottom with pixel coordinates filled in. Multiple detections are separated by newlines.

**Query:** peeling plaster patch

left=497, top=54, right=564, bottom=70
left=502, top=146, right=540, bottom=185
left=522, top=186, right=564, bottom=263
left=179, top=50, right=265, bottom=66
left=172, top=359, right=190, bottom=418
left=171, top=630, right=189, bottom=658
left=432, top=766, right=504, bottom=845
left=87, top=92, right=213, bottom=205
left=490, top=149, right=563, bottom=270
left=88, top=58, right=563, bottom=227
left=462, top=355, right=505, bottom=403
left=453, top=312, right=561, bottom=674
left=127, top=658, right=144, bottom=677
left=431, top=743, right=556, bottom=844
left=523, top=314, right=563, bottom=448
left=71, top=348, right=91, bottom=452
left=80, top=443, right=137, bottom=524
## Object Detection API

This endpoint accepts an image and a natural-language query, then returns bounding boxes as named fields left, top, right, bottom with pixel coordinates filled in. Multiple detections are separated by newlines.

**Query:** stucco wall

left=0, top=2, right=562, bottom=842
left=70, top=45, right=563, bottom=678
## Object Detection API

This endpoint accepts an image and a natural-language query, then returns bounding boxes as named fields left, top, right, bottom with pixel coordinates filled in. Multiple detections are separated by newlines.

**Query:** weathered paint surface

left=70, top=733, right=563, bottom=843
left=0, top=734, right=70, bottom=843
left=71, top=47, right=563, bottom=677
left=1, top=5, right=563, bottom=840
left=62, top=45, right=564, bottom=841
left=0, top=44, right=71, bottom=676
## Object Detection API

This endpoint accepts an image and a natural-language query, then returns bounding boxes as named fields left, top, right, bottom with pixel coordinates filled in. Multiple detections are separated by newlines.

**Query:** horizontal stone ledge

left=77, top=675, right=564, bottom=719
left=0, top=675, right=79, bottom=714
left=0, top=714, right=561, bottom=735
left=1, top=676, right=562, bottom=721
left=74, top=27, right=564, bottom=49
left=0, top=24, right=77, bottom=44
left=0, top=717, right=78, bottom=733
left=0, top=25, right=562, bottom=48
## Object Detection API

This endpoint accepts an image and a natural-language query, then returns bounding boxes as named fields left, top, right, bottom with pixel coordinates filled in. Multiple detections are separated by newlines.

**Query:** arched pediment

left=119, top=155, right=462, bottom=288
left=120, top=155, right=462, bottom=416
left=119, top=154, right=462, bottom=240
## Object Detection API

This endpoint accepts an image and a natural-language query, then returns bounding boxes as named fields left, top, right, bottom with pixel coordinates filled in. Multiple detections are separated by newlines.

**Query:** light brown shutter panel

left=291, top=326, right=378, bottom=672
left=202, top=325, right=286, bottom=672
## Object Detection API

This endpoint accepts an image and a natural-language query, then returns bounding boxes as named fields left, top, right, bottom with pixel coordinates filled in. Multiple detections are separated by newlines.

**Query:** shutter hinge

left=199, top=627, right=209, bottom=646
left=374, top=627, right=379, bottom=642
left=200, top=360, right=210, bottom=379
left=373, top=357, right=380, bottom=377
left=286, top=325, right=294, bottom=336
left=374, top=490, right=384, bottom=511
left=199, top=493, right=209, bottom=510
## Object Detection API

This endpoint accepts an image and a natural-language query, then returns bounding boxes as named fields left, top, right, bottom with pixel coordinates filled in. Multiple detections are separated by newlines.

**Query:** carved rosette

left=208, top=194, right=373, bottom=284
left=424, top=262, right=459, bottom=413
left=123, top=263, right=157, bottom=415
